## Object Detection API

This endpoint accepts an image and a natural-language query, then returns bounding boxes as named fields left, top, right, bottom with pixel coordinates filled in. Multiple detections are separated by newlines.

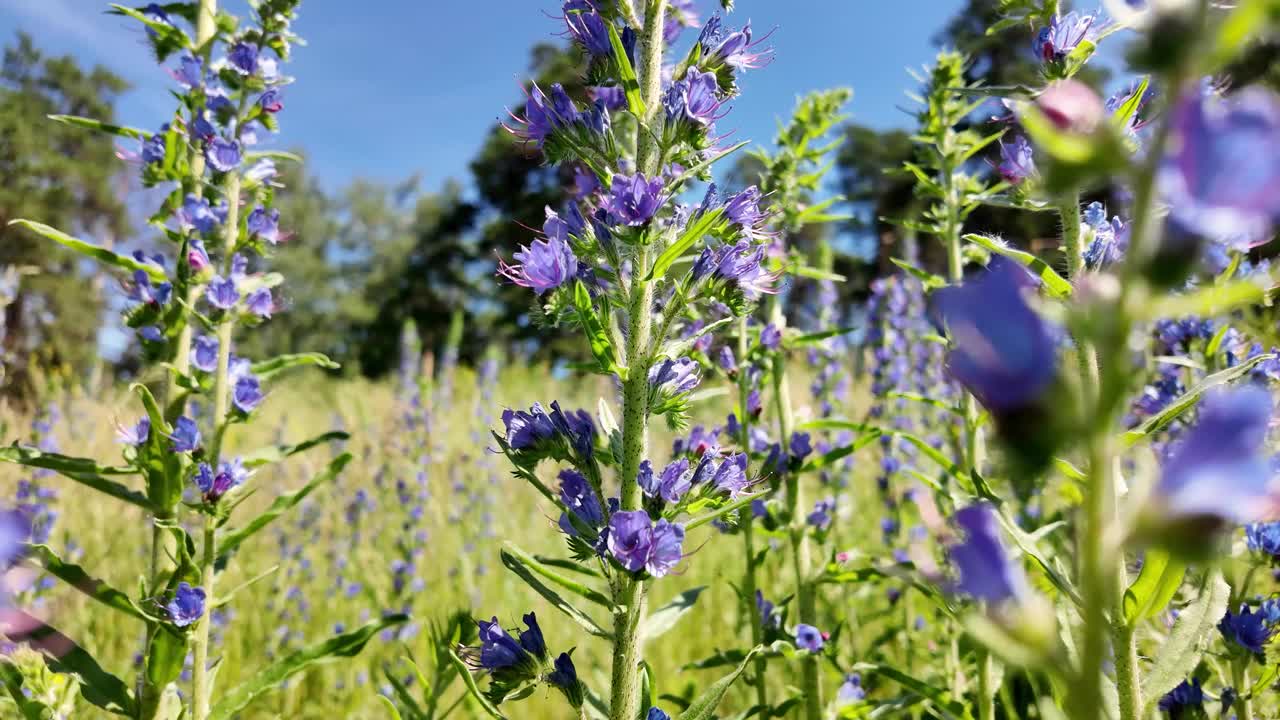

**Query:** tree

left=0, top=32, right=130, bottom=391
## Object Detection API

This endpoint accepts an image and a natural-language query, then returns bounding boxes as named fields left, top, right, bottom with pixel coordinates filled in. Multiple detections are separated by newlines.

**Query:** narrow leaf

left=447, top=649, right=506, bottom=719
left=8, top=220, right=167, bottom=282
left=501, top=544, right=611, bottom=607
left=648, top=208, right=726, bottom=281
left=26, top=545, right=152, bottom=622
left=1122, top=354, right=1274, bottom=447
left=641, top=586, right=705, bottom=643
left=573, top=280, right=623, bottom=378
left=1142, top=571, right=1230, bottom=703
left=208, top=614, right=409, bottom=720
left=240, top=431, right=350, bottom=468
left=48, top=114, right=149, bottom=140
left=0, top=445, right=150, bottom=511
left=963, top=234, right=1072, bottom=298
left=676, top=646, right=761, bottom=720
left=217, top=453, right=351, bottom=563
left=2, top=611, right=137, bottom=715
left=499, top=548, right=611, bottom=639
left=1123, top=549, right=1186, bottom=624
left=250, top=352, right=339, bottom=382
left=606, top=23, right=645, bottom=117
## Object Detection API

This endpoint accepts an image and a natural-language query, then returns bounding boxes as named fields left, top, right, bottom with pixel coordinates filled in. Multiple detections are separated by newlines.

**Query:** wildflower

left=1219, top=604, right=1274, bottom=655
left=245, top=158, right=277, bottom=184
left=471, top=615, right=543, bottom=679
left=606, top=172, right=664, bottom=226
left=247, top=207, right=281, bottom=244
left=649, top=357, right=701, bottom=395
left=795, top=623, right=824, bottom=652
left=142, top=125, right=168, bottom=164
left=760, top=323, right=781, bottom=350
left=205, top=137, right=242, bottom=173
left=168, top=416, right=201, bottom=453
left=1159, top=88, right=1280, bottom=250
left=259, top=88, right=283, bottom=113
left=657, top=457, right=692, bottom=503
left=501, top=403, right=557, bottom=450
left=174, top=53, right=203, bottom=88
left=1246, top=522, right=1280, bottom=559
left=700, top=17, right=773, bottom=73
left=807, top=498, right=834, bottom=530
left=948, top=503, right=1027, bottom=604
left=756, top=590, right=780, bottom=629
left=117, top=416, right=150, bottom=446
left=996, top=135, right=1036, bottom=184
left=194, top=458, right=247, bottom=503
left=664, top=68, right=724, bottom=128
left=607, top=511, right=684, bottom=577
left=515, top=84, right=578, bottom=146
left=1147, top=388, right=1273, bottom=543
left=1032, top=11, right=1097, bottom=63
left=1082, top=202, right=1128, bottom=268
left=166, top=582, right=206, bottom=627
left=177, top=194, right=225, bottom=234
left=192, top=335, right=219, bottom=373
left=549, top=401, right=595, bottom=458
left=228, top=42, right=259, bottom=76
left=233, top=374, right=264, bottom=413
left=1157, top=678, right=1204, bottom=718
left=247, top=288, right=274, bottom=318
left=1035, top=79, right=1105, bottom=134
left=837, top=673, right=866, bottom=705
left=789, top=432, right=813, bottom=462
left=711, top=452, right=750, bottom=497
left=206, top=275, right=239, bottom=310
left=0, top=510, right=30, bottom=569
left=129, top=270, right=172, bottom=306
left=558, top=469, right=604, bottom=535
left=563, top=1, right=611, bottom=57
left=647, top=710, right=672, bottom=720
left=188, top=239, right=212, bottom=273
left=497, top=234, right=578, bottom=295
left=548, top=651, right=584, bottom=707
left=717, top=346, right=737, bottom=375
left=704, top=241, right=781, bottom=298
left=935, top=261, right=1056, bottom=414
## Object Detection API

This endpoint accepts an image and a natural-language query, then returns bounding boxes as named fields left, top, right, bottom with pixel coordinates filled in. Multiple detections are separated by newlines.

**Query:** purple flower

left=649, top=357, right=701, bottom=395
left=258, top=88, right=283, bottom=113
left=948, top=503, right=1027, bottom=604
left=1152, top=388, right=1272, bottom=527
left=191, top=335, right=218, bottom=373
left=205, top=137, right=242, bottom=173
left=548, top=651, right=584, bottom=706
left=795, top=623, right=825, bottom=652
left=1246, top=522, right=1280, bottom=558
left=246, top=288, right=274, bottom=318
left=166, top=582, right=206, bottom=627
left=129, top=270, right=172, bottom=306
left=657, top=458, right=692, bottom=503
left=117, top=416, right=150, bottom=446
left=1032, top=11, right=1096, bottom=62
left=497, top=235, right=578, bottom=295
left=228, top=42, right=259, bottom=76
left=188, top=239, right=211, bottom=273
left=996, top=135, right=1036, bottom=184
left=139, top=326, right=163, bottom=342
left=717, top=346, right=737, bottom=374
left=549, top=401, right=596, bottom=459
left=607, top=511, right=684, bottom=577
left=807, top=498, right=834, bottom=529
left=647, top=709, right=672, bottom=720
left=502, top=403, right=557, bottom=450
left=517, top=612, right=546, bottom=659
left=1219, top=604, right=1274, bottom=654
left=665, top=68, right=724, bottom=127
left=606, top=173, right=664, bottom=226
left=233, top=374, right=264, bottom=413
left=711, top=452, right=750, bottom=497
left=195, top=458, right=247, bottom=502
left=206, top=275, right=239, bottom=310
left=1160, top=88, right=1280, bottom=250
left=706, top=241, right=781, bottom=298
left=1035, top=79, right=1105, bottom=134
left=174, top=53, right=203, bottom=88
left=0, top=510, right=30, bottom=569
left=515, top=84, right=578, bottom=146
left=1157, top=679, right=1203, bottom=717
left=936, top=261, right=1056, bottom=413
left=558, top=469, right=604, bottom=535
left=475, top=617, right=529, bottom=671
left=245, top=158, right=277, bottom=184
left=176, top=194, right=225, bottom=234
left=563, top=1, right=611, bottom=56
left=760, top=323, right=781, bottom=350
left=168, top=416, right=201, bottom=453
left=837, top=673, right=866, bottom=705
left=247, top=207, right=280, bottom=244
left=756, top=590, right=779, bottom=629
left=789, top=432, right=812, bottom=462
left=701, top=17, right=773, bottom=72
left=141, top=127, right=167, bottom=164
left=746, top=389, right=762, bottom=418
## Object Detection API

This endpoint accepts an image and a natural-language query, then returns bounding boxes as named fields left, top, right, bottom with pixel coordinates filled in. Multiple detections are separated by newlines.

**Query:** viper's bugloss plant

left=0, top=2, right=403, bottom=719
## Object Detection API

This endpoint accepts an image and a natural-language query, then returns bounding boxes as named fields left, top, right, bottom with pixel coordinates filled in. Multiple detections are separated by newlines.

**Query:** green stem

left=1233, top=660, right=1255, bottom=720
left=608, top=5, right=665, bottom=720
left=191, top=166, right=241, bottom=720
left=769, top=302, right=821, bottom=720
left=977, top=650, right=995, bottom=720
left=737, top=315, right=769, bottom=712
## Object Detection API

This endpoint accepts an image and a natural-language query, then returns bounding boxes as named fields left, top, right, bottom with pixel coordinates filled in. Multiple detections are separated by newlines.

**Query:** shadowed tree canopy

left=0, top=32, right=130, bottom=391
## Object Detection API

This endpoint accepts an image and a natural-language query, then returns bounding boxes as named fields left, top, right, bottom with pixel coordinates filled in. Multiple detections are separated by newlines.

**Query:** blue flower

left=711, top=452, right=750, bottom=497
left=563, top=1, right=611, bottom=56
left=195, top=458, right=248, bottom=503
left=173, top=53, right=203, bottom=88
left=205, top=137, right=242, bottom=173
left=176, top=194, right=225, bottom=234
left=646, top=709, right=672, bottom=720
left=246, top=288, right=274, bottom=318
left=1157, top=678, right=1203, bottom=718
left=168, top=416, right=201, bottom=453
left=935, top=261, right=1056, bottom=414
left=1153, top=388, right=1272, bottom=526
left=497, top=234, right=578, bottom=295
left=755, top=590, right=780, bottom=629
left=259, top=88, right=283, bottom=113
left=558, top=469, right=604, bottom=536
left=657, top=457, right=692, bottom=503
left=1219, top=604, right=1274, bottom=654
left=649, top=357, right=701, bottom=395
left=807, top=498, right=834, bottom=530
left=142, top=126, right=168, bottom=164
left=606, top=172, right=664, bottom=226
left=233, top=374, right=264, bottom=413
left=166, top=582, right=206, bottom=627
left=548, top=651, right=584, bottom=706
left=228, top=42, right=259, bottom=76
left=664, top=68, right=725, bottom=128
left=948, top=503, right=1027, bottom=604
left=247, top=207, right=280, bottom=244
left=1246, top=522, right=1280, bottom=558
left=117, top=416, right=150, bottom=447
left=1160, top=88, right=1280, bottom=250
left=206, top=275, right=239, bottom=310
left=996, top=135, right=1036, bottom=184
left=1032, top=11, right=1096, bottom=62
left=501, top=403, right=557, bottom=450
left=192, top=335, right=219, bottom=373
left=837, top=672, right=866, bottom=705
left=789, top=432, right=813, bottom=462
left=760, top=323, right=781, bottom=350
left=795, top=623, right=824, bottom=652
left=607, top=511, right=684, bottom=577
left=475, top=617, right=528, bottom=671
left=0, top=510, right=30, bottom=569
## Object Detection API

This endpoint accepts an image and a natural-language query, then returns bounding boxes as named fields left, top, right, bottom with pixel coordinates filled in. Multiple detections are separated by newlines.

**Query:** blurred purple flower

left=948, top=503, right=1027, bottom=603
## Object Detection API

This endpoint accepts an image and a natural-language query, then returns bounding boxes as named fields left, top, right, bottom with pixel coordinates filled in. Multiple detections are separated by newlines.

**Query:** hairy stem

left=977, top=650, right=995, bottom=720
left=609, top=4, right=665, bottom=719
left=1233, top=660, right=1256, bottom=720
left=737, top=315, right=769, bottom=711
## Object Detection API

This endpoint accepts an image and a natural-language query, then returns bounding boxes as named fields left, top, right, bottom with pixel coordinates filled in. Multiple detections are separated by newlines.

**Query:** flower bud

left=1036, top=80, right=1104, bottom=134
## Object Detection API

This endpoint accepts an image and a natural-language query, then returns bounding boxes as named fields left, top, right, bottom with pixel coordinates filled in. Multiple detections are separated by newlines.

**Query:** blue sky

left=0, top=0, right=964, bottom=194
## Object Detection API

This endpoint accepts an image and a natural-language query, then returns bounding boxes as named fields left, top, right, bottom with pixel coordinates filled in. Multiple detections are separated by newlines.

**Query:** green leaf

left=244, top=149, right=304, bottom=164
left=1122, top=354, right=1274, bottom=447
left=208, top=614, right=409, bottom=720
left=447, top=650, right=506, bottom=719
left=377, top=695, right=405, bottom=720
left=684, top=492, right=763, bottom=531
left=962, top=234, right=1072, bottom=298
left=250, top=352, right=339, bottom=382
left=0, top=445, right=150, bottom=511
left=606, top=23, right=645, bottom=117
left=1142, top=571, right=1230, bottom=704
left=240, top=431, right=350, bottom=468
left=794, top=196, right=850, bottom=226
left=500, top=544, right=611, bottom=607
left=1109, top=77, right=1149, bottom=130
left=851, top=662, right=968, bottom=718
left=647, top=208, right=727, bottom=281
left=146, top=628, right=188, bottom=687
left=889, top=258, right=946, bottom=291
left=6, top=610, right=137, bottom=715
left=498, top=548, right=612, bottom=639
left=217, top=453, right=351, bottom=564
left=131, top=383, right=171, bottom=435
left=8, top=220, right=167, bottom=282
left=573, top=281, right=624, bottom=378
left=641, top=586, right=705, bottom=643
left=25, top=545, right=152, bottom=622
left=1123, top=549, right=1186, bottom=625
left=1141, top=279, right=1268, bottom=320
left=47, top=114, right=150, bottom=140
left=676, top=646, right=761, bottom=720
